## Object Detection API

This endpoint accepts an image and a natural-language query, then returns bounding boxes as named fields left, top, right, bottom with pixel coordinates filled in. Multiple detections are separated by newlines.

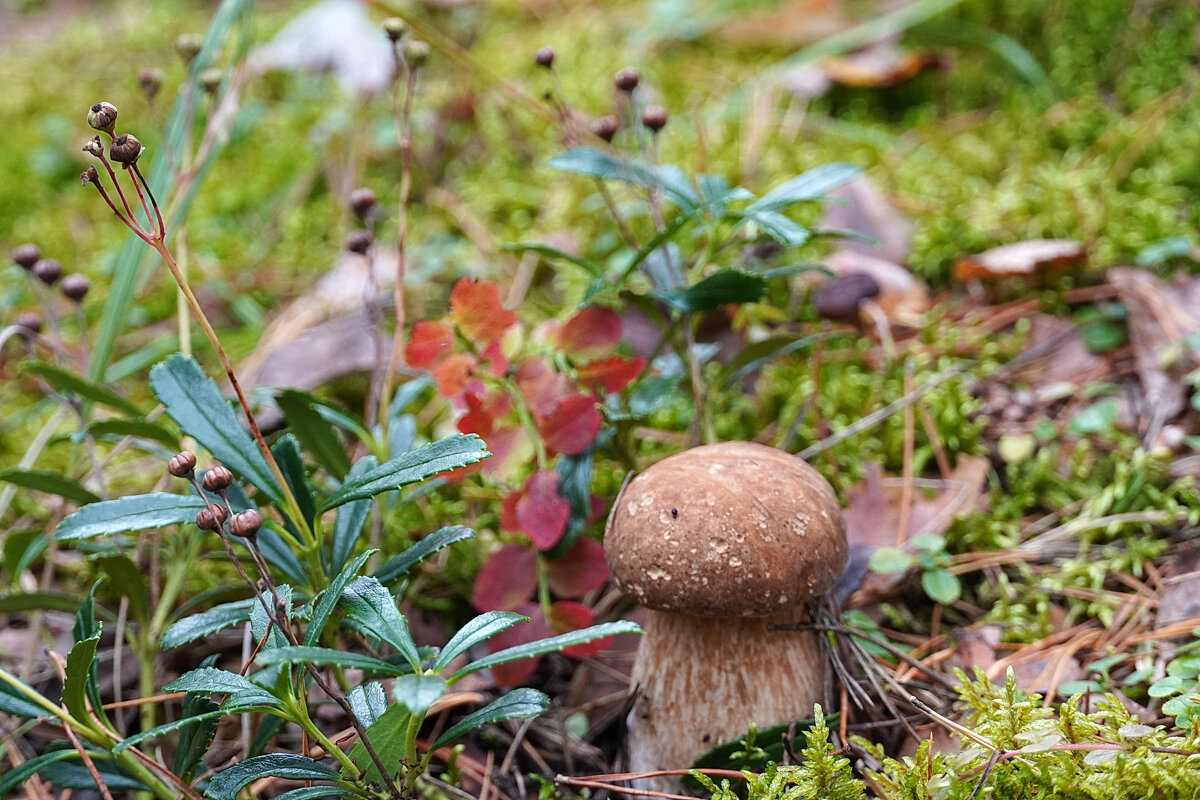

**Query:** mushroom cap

left=605, top=441, right=847, bottom=617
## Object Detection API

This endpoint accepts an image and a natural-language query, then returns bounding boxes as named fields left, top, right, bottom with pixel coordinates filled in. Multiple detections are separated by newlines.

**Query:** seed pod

left=15, top=312, right=42, bottom=335
left=534, top=47, right=555, bottom=69
left=228, top=509, right=263, bottom=539
left=81, top=166, right=99, bottom=187
left=198, top=67, right=222, bottom=95
left=168, top=451, right=198, bottom=478
left=175, top=33, right=203, bottom=65
left=82, top=137, right=104, bottom=157
left=109, top=134, right=144, bottom=165
left=402, top=40, right=431, bottom=68
left=813, top=273, right=880, bottom=321
left=346, top=230, right=374, bottom=254
left=641, top=105, right=668, bottom=133
left=61, top=274, right=90, bottom=302
left=87, top=102, right=118, bottom=136
left=614, top=68, right=640, bottom=93
left=196, top=504, right=228, bottom=531
left=32, top=259, right=63, bottom=286
left=592, top=115, right=620, bottom=142
left=382, top=17, right=408, bottom=42
left=11, top=244, right=40, bottom=270
left=202, top=465, right=234, bottom=493
left=349, top=187, right=377, bottom=218
left=138, top=68, right=164, bottom=101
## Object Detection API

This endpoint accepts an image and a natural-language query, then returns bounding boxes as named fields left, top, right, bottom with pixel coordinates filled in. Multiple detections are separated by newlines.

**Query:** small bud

left=11, top=244, right=40, bottom=270
left=346, top=230, right=374, bottom=254
left=198, top=67, right=222, bottom=95
left=109, top=133, right=144, bottom=165
left=87, top=102, right=118, bottom=136
left=82, top=137, right=105, bottom=157
left=168, top=451, right=197, bottom=478
left=641, top=105, right=668, bottom=133
left=32, top=259, right=63, bottom=286
left=175, top=33, right=203, bottom=64
left=196, top=504, right=228, bottom=531
left=534, top=47, right=555, bottom=69
left=349, top=187, right=377, bottom=218
left=228, top=509, right=263, bottom=539
left=15, top=312, right=42, bottom=336
left=202, top=464, right=235, bottom=493
left=402, top=39, right=430, bottom=69
left=81, top=166, right=99, bottom=187
left=383, top=17, right=408, bottom=42
left=138, top=68, right=164, bottom=102
left=614, top=68, right=640, bottom=93
left=61, top=274, right=90, bottom=302
left=814, top=273, right=881, bottom=321
left=592, top=115, right=620, bottom=142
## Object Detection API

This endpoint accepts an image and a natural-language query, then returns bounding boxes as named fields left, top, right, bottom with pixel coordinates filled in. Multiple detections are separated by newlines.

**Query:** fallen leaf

left=954, top=239, right=1085, bottom=282
left=823, top=249, right=930, bottom=323
left=821, top=43, right=941, bottom=89
left=712, top=0, right=847, bottom=47
left=820, top=175, right=913, bottom=265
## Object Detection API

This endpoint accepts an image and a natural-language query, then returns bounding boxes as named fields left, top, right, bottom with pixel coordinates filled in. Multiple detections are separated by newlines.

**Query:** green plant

left=868, top=533, right=962, bottom=606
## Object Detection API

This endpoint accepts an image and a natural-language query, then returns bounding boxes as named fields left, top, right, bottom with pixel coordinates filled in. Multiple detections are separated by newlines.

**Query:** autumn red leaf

left=478, top=425, right=528, bottom=477
left=537, top=393, right=602, bottom=456
left=549, top=601, right=610, bottom=658
left=431, top=353, right=476, bottom=397
left=472, top=544, right=538, bottom=612
left=449, top=278, right=516, bottom=346
left=486, top=602, right=548, bottom=687
left=514, top=357, right=568, bottom=418
left=547, top=537, right=610, bottom=598
left=514, top=470, right=571, bottom=550
left=457, top=388, right=512, bottom=438
left=577, top=355, right=645, bottom=394
left=405, top=320, right=453, bottom=369
left=552, top=306, right=623, bottom=358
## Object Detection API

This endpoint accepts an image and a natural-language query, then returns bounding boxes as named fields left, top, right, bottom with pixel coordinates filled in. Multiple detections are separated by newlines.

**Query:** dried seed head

left=591, top=115, right=620, bottom=143
left=383, top=17, right=408, bottom=42
left=11, top=244, right=40, bottom=270
left=138, top=68, right=164, bottom=101
left=202, top=465, right=235, bottom=493
left=32, top=259, right=63, bottom=286
left=168, top=451, right=198, bottom=478
left=82, top=137, right=104, bottom=157
left=198, top=67, right=222, bottom=95
left=61, top=274, right=90, bottom=302
left=228, top=509, right=263, bottom=539
left=346, top=229, right=374, bottom=254
left=15, top=312, right=42, bottom=335
left=175, top=33, right=203, bottom=64
left=196, top=504, right=228, bottom=531
left=81, top=166, right=99, bottom=187
left=813, top=273, right=881, bottom=321
left=534, top=47, right=555, bottom=69
left=641, top=105, right=668, bottom=133
left=349, top=187, right=377, bottom=218
left=87, top=102, right=118, bottom=136
left=614, top=68, right=640, bottom=93
left=402, top=39, right=430, bottom=68
left=109, top=134, right=144, bottom=165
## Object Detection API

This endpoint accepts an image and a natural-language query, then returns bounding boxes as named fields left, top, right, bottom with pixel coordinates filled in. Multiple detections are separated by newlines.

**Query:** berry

left=534, top=47, right=555, bottom=69
left=641, top=105, right=668, bottom=133
left=32, top=259, right=63, bottom=286
left=614, top=68, right=640, bottom=93
left=11, top=244, right=40, bottom=270
left=61, top=274, right=90, bottom=302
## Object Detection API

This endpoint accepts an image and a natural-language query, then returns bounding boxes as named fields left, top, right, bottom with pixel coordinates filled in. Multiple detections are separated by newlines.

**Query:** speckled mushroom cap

left=604, top=441, right=847, bottom=617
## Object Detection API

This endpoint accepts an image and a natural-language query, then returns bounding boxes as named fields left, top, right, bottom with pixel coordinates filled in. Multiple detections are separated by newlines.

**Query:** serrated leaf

left=548, top=147, right=700, bottom=209
left=742, top=210, right=813, bottom=247
left=747, top=163, right=861, bottom=213
left=114, top=700, right=264, bottom=754
left=306, top=551, right=374, bottom=646
left=272, top=434, right=316, bottom=526
left=271, top=787, right=359, bottom=800
left=0, top=750, right=77, bottom=796
left=348, top=682, right=388, bottom=728
left=434, top=611, right=529, bottom=673
left=339, top=577, right=420, bottom=670
left=62, top=634, right=101, bottom=725
left=20, top=361, right=142, bottom=416
left=351, top=702, right=412, bottom=784
left=321, top=435, right=489, bottom=511
left=649, top=269, right=766, bottom=313
left=164, top=667, right=281, bottom=709
left=452, top=620, right=641, bottom=681
left=150, top=354, right=284, bottom=507
left=85, top=418, right=179, bottom=450
left=173, top=692, right=222, bottom=779
left=161, top=599, right=255, bottom=649
left=0, top=672, right=54, bottom=718
left=922, top=568, right=961, bottom=605
left=56, top=492, right=207, bottom=540
left=374, top=525, right=474, bottom=586
left=392, top=674, right=447, bottom=717
left=205, top=755, right=341, bottom=800
left=37, top=758, right=148, bottom=792
left=432, top=688, right=549, bottom=749
left=276, top=390, right=351, bottom=480
left=0, top=468, right=100, bottom=505
left=255, top=646, right=406, bottom=676
left=328, top=456, right=376, bottom=575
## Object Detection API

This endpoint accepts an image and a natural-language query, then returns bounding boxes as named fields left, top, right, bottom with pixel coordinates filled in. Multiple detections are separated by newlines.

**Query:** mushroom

left=604, top=441, right=847, bottom=790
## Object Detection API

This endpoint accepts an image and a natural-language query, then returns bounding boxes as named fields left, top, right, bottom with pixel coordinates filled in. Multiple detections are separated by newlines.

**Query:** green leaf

left=747, top=163, right=861, bottom=213
left=165, top=667, right=282, bottom=709
left=205, top=755, right=341, bottom=800
left=307, top=550, right=375, bottom=646
left=329, top=456, right=377, bottom=576
left=173, top=692, right=222, bottom=779
left=339, top=576, right=421, bottom=670
left=255, top=646, right=407, bottom=676
left=433, top=688, right=549, bottom=749
left=276, top=389, right=351, bottom=480
left=271, top=788, right=360, bottom=800
left=351, top=702, right=412, bottom=784
left=38, top=758, right=148, bottom=792
left=161, top=599, right=255, bottom=649
left=0, top=672, right=53, bottom=718
left=649, top=269, right=766, bottom=313
left=434, top=611, right=528, bottom=672
left=114, top=700, right=264, bottom=754
left=85, top=418, right=179, bottom=450
left=741, top=209, right=813, bottom=247
left=548, top=147, right=700, bottom=210
left=393, top=673, right=447, bottom=717
left=921, top=568, right=962, bottom=605
left=150, top=354, right=284, bottom=507
left=1067, top=397, right=1120, bottom=436
left=93, top=555, right=149, bottom=627
left=453, top=621, right=642, bottom=681
left=56, top=492, right=206, bottom=540
left=0, top=468, right=100, bottom=505
left=348, top=681, right=389, bottom=728
left=0, top=591, right=83, bottom=615
left=62, top=634, right=101, bottom=724
left=374, top=526, right=474, bottom=585
left=867, top=548, right=915, bottom=573
left=321, top=435, right=490, bottom=511
left=272, top=434, right=316, bottom=526
left=723, top=331, right=845, bottom=387
left=502, top=242, right=603, bottom=278
left=0, top=750, right=77, bottom=796
left=20, top=361, right=142, bottom=416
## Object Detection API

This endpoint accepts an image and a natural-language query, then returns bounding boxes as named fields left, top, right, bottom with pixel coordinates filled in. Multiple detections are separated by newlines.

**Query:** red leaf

left=515, top=357, right=568, bottom=418
left=577, top=356, right=645, bottom=394
left=547, top=538, right=610, bottom=598
left=449, top=279, right=516, bottom=347
left=549, top=601, right=611, bottom=658
left=479, top=425, right=529, bottom=478
left=537, top=394, right=602, bottom=456
left=472, top=545, right=538, bottom=612
left=457, top=388, right=512, bottom=438
left=487, top=602, right=548, bottom=687
left=481, top=341, right=510, bottom=376
left=515, top=470, right=571, bottom=550
left=406, top=320, right=454, bottom=369
left=432, top=353, right=476, bottom=397
left=552, top=307, right=623, bottom=358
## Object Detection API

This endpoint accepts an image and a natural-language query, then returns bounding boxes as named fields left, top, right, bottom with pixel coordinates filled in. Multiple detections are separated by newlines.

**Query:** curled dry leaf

left=954, top=239, right=1085, bottom=282
left=821, top=43, right=941, bottom=89
left=822, top=249, right=930, bottom=324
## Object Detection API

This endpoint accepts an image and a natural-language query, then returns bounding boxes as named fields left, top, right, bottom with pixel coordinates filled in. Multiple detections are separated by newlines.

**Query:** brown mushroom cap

left=605, top=441, right=846, bottom=617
